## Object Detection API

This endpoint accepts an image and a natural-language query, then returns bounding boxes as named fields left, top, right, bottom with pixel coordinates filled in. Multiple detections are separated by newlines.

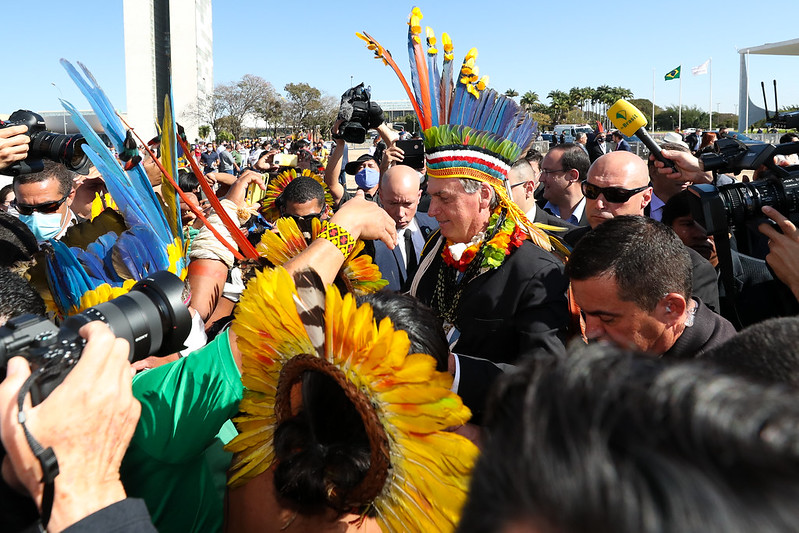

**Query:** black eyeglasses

left=510, top=180, right=530, bottom=189
left=13, top=194, right=69, bottom=216
left=540, top=168, right=567, bottom=176
left=582, top=181, right=649, bottom=203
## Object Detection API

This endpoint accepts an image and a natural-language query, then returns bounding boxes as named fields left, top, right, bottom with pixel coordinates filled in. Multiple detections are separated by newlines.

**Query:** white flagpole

left=679, top=72, right=683, bottom=131
left=709, top=58, right=713, bottom=130
left=652, top=69, right=656, bottom=128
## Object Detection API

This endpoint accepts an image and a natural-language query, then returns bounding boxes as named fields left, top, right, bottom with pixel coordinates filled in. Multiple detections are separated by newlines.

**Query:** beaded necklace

left=431, top=210, right=526, bottom=326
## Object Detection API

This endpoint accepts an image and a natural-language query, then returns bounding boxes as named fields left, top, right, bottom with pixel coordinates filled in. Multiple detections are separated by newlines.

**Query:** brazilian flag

left=665, top=66, right=681, bottom=81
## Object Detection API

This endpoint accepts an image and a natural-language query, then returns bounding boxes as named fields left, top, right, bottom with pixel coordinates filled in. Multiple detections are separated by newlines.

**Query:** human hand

left=759, top=206, right=799, bottom=301
left=331, top=120, right=345, bottom=144
left=382, top=144, right=405, bottom=168
left=650, top=149, right=712, bottom=184
left=0, top=125, right=30, bottom=171
left=329, top=191, right=397, bottom=248
left=0, top=321, right=138, bottom=532
left=224, top=170, right=265, bottom=209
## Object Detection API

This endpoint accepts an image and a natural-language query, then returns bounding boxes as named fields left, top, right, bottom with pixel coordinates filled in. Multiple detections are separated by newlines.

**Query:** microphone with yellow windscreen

left=607, top=99, right=675, bottom=169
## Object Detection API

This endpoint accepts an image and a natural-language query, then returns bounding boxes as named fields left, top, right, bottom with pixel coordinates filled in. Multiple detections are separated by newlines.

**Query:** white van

left=553, top=124, right=594, bottom=143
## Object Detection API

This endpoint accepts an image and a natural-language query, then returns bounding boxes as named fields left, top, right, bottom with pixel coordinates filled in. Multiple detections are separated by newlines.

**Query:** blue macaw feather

left=439, top=57, right=454, bottom=125
left=115, top=226, right=171, bottom=280
left=46, top=241, right=96, bottom=313
left=427, top=54, right=440, bottom=127
left=76, top=232, right=124, bottom=286
left=61, top=59, right=172, bottom=240
left=407, top=31, right=425, bottom=126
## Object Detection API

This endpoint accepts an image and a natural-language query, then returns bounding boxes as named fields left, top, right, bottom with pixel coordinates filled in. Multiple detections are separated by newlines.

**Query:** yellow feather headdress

left=227, top=267, right=478, bottom=532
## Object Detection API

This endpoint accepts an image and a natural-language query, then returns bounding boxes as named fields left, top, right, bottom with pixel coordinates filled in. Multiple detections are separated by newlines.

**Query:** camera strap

left=16, top=366, right=59, bottom=530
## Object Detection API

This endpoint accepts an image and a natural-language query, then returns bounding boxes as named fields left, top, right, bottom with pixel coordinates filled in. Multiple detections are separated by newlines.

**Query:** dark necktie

left=404, top=229, right=418, bottom=282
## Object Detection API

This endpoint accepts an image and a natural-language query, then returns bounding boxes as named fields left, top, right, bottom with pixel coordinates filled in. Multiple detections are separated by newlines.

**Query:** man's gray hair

left=459, top=177, right=499, bottom=209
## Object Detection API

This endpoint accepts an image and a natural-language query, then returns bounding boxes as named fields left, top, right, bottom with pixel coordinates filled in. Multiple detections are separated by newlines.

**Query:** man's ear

left=479, top=182, right=492, bottom=209
left=566, top=168, right=580, bottom=184
left=657, top=293, right=687, bottom=325
left=640, top=186, right=653, bottom=210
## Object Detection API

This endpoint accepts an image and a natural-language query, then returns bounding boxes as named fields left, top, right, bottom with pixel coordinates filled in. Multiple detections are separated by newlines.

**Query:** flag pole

left=709, top=58, right=713, bottom=130
left=652, top=69, right=656, bottom=129
left=679, top=73, right=683, bottom=131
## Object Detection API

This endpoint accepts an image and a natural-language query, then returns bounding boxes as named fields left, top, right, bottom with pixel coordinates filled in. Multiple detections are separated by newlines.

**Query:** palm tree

left=583, top=87, right=597, bottom=122
left=547, top=90, right=570, bottom=125
left=594, top=85, right=613, bottom=129
left=504, top=88, right=519, bottom=99
left=520, top=91, right=539, bottom=111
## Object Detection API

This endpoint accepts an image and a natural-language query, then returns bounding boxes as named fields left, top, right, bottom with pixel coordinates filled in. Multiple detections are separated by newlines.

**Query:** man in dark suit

left=612, top=130, right=631, bottom=152
left=410, top=170, right=570, bottom=422
left=373, top=165, right=437, bottom=291
left=564, top=151, right=720, bottom=312
left=567, top=216, right=736, bottom=358
left=587, top=130, right=607, bottom=163
left=507, top=154, right=575, bottom=232
left=539, top=144, right=589, bottom=226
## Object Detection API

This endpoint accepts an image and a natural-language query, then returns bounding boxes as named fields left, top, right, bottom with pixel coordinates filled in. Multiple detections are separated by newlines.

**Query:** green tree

left=547, top=90, right=571, bottom=125
left=216, top=130, right=234, bottom=142
left=654, top=105, right=708, bottom=131
left=629, top=98, right=661, bottom=127
left=529, top=111, right=552, bottom=131
left=284, top=82, right=322, bottom=132
left=520, top=91, right=539, bottom=111
left=504, top=88, right=519, bottom=99
left=215, top=74, right=277, bottom=139
left=197, top=125, right=211, bottom=140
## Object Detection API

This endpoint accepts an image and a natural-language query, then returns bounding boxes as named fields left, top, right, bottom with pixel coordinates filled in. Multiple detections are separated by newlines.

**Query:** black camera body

left=0, top=110, right=90, bottom=176
left=0, top=271, right=192, bottom=404
left=688, top=138, right=799, bottom=237
left=336, top=84, right=384, bottom=144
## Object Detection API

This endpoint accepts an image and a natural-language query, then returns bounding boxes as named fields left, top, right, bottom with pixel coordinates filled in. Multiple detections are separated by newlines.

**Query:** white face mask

left=19, top=210, right=67, bottom=242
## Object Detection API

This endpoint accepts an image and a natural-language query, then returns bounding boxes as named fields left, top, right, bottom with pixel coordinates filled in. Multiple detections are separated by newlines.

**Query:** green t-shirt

left=120, top=330, right=242, bottom=533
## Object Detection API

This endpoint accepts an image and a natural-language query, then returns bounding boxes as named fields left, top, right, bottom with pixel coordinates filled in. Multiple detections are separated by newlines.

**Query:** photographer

left=0, top=125, right=30, bottom=172
left=0, top=322, right=155, bottom=532
left=324, top=85, right=397, bottom=208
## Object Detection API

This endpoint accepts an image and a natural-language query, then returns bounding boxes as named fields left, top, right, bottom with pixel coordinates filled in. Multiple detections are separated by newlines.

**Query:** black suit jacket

left=563, top=224, right=721, bottom=313
left=412, top=237, right=570, bottom=421
left=373, top=212, right=437, bottom=292
left=664, top=299, right=736, bottom=359
left=587, top=135, right=607, bottom=162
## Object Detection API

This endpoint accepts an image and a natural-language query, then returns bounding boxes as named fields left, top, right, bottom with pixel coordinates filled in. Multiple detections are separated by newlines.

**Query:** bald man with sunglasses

left=565, top=151, right=720, bottom=312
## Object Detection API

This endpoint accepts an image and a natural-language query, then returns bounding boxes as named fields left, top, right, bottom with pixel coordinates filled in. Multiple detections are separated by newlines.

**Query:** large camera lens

left=717, top=177, right=799, bottom=229
left=61, top=271, right=192, bottom=362
left=29, top=131, right=90, bottom=174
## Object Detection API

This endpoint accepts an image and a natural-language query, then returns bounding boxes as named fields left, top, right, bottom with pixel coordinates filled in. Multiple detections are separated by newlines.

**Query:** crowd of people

left=2, top=8, right=799, bottom=532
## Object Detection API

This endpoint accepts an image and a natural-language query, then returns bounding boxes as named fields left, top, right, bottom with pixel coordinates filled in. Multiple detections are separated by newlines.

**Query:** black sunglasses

left=286, top=212, right=323, bottom=223
left=13, top=194, right=69, bottom=216
left=582, top=181, right=649, bottom=203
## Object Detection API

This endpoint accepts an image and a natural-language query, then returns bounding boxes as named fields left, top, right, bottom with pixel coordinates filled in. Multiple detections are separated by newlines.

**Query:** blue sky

left=4, top=1, right=798, bottom=124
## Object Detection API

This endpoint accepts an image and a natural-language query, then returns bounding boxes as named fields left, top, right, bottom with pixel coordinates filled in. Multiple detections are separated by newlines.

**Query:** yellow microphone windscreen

left=607, top=100, right=647, bottom=137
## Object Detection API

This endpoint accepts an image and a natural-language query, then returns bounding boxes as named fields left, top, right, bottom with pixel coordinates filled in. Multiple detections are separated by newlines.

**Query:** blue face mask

left=355, top=166, right=379, bottom=190
left=19, top=211, right=66, bottom=242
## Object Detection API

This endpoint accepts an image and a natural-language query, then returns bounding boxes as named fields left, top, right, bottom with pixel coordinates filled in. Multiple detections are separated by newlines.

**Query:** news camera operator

left=0, top=321, right=156, bottom=532
left=653, top=147, right=799, bottom=310
left=323, top=83, right=398, bottom=208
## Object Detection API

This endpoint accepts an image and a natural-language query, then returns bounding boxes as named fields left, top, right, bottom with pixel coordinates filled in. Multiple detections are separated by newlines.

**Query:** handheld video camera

left=0, top=271, right=191, bottom=404
left=688, top=137, right=799, bottom=240
left=335, top=84, right=384, bottom=144
left=0, top=110, right=91, bottom=176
